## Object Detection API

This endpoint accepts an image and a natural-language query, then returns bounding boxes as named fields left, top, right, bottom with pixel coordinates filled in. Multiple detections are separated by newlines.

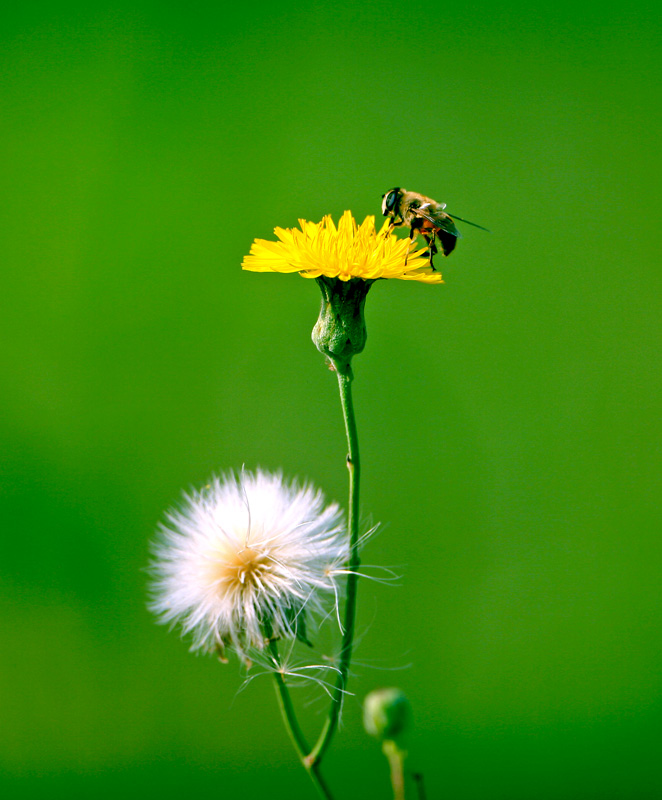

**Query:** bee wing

left=446, top=212, right=491, bottom=232
left=411, top=207, right=461, bottom=238
left=409, top=207, right=459, bottom=256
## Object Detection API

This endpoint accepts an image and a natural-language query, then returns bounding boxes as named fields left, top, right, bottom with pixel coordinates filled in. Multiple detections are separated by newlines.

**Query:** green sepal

left=311, top=276, right=374, bottom=373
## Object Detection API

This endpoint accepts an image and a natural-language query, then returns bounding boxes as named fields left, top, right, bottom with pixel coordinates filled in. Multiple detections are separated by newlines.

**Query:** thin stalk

left=306, top=366, right=361, bottom=767
left=268, top=362, right=361, bottom=792
left=382, top=740, right=406, bottom=800
left=269, top=640, right=309, bottom=759
left=269, top=640, right=335, bottom=800
left=412, top=772, right=427, bottom=800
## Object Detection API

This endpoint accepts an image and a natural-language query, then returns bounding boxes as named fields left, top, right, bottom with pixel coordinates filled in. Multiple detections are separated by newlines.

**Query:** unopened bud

left=363, top=687, right=411, bottom=743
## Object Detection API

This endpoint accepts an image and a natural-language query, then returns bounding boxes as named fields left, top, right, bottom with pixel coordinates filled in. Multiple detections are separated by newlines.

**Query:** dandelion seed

left=149, top=469, right=348, bottom=659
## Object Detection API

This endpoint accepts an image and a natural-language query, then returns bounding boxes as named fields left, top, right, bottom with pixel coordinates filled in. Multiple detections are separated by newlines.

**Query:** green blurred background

left=2, top=1, right=661, bottom=797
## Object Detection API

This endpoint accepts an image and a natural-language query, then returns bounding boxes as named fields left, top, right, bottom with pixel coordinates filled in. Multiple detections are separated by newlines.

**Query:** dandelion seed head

left=149, top=469, right=348, bottom=657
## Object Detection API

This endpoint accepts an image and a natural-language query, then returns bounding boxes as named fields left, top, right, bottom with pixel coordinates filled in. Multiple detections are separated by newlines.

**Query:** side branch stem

left=269, top=640, right=334, bottom=800
left=306, top=366, right=361, bottom=767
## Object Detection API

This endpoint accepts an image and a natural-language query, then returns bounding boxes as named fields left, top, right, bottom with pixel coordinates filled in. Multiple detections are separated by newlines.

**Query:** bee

left=381, top=187, right=489, bottom=269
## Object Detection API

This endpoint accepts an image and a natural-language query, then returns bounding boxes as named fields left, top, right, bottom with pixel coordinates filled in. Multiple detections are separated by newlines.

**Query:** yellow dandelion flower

left=242, top=210, right=443, bottom=285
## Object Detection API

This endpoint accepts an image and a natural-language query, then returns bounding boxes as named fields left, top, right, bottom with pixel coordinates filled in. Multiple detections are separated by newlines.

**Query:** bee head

left=381, top=188, right=402, bottom=217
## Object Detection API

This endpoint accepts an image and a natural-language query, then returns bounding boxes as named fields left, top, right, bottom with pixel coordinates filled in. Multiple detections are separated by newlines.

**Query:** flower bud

left=363, top=687, right=411, bottom=743
left=312, top=276, right=373, bottom=373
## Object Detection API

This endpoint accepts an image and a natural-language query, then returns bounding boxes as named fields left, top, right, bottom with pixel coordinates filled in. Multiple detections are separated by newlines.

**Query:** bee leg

left=429, top=235, right=438, bottom=270
left=422, top=233, right=438, bottom=270
left=383, top=215, right=403, bottom=239
left=404, top=227, right=416, bottom=267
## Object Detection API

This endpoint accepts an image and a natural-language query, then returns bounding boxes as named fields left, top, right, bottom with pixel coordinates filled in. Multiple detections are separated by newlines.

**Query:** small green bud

left=363, top=687, right=411, bottom=743
left=312, top=276, right=373, bottom=373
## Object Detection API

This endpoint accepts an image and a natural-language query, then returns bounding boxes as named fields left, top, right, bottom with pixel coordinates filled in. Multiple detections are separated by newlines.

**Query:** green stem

left=306, top=365, right=361, bottom=767
left=269, top=361, right=361, bottom=793
left=269, top=640, right=335, bottom=800
left=382, top=740, right=406, bottom=800
left=412, top=772, right=427, bottom=800
left=269, top=641, right=309, bottom=759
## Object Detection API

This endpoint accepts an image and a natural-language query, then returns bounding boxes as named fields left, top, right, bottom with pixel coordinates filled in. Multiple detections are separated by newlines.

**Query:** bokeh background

left=2, top=1, right=661, bottom=798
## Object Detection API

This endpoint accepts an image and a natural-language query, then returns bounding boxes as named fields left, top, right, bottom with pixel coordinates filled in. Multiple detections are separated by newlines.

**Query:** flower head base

left=242, top=211, right=443, bottom=284
left=312, top=275, right=371, bottom=373
left=149, top=470, right=347, bottom=659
